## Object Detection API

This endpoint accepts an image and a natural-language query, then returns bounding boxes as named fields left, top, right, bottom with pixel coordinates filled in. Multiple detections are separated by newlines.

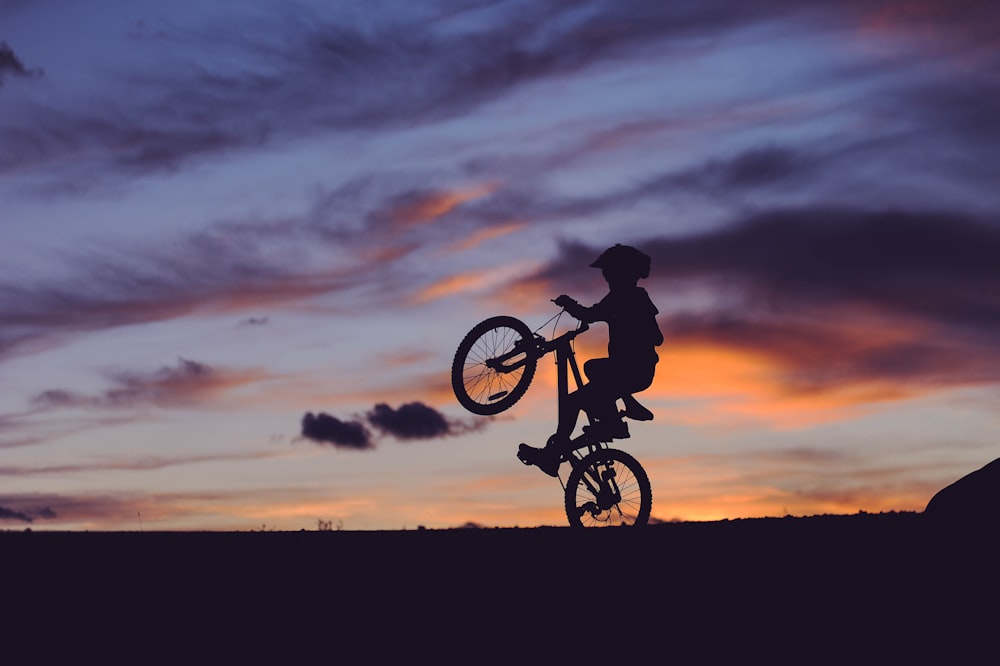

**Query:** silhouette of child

left=518, top=243, right=663, bottom=476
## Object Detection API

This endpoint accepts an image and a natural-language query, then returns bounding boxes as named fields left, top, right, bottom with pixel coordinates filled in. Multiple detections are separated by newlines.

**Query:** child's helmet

left=590, top=244, right=652, bottom=279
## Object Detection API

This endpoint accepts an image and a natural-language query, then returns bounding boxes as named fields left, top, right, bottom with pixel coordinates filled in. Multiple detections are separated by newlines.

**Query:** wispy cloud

left=367, top=184, right=498, bottom=229
left=0, top=504, right=52, bottom=523
left=0, top=178, right=519, bottom=362
left=31, top=358, right=270, bottom=410
left=2, top=0, right=997, bottom=203
left=0, top=1, right=861, bottom=182
left=0, top=490, right=236, bottom=527
left=0, top=218, right=361, bottom=361
left=0, top=358, right=275, bottom=452
left=0, top=40, right=42, bottom=85
left=0, top=449, right=282, bottom=478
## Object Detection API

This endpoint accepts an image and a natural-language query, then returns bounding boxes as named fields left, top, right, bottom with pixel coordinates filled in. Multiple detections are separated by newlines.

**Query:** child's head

left=590, top=244, right=651, bottom=286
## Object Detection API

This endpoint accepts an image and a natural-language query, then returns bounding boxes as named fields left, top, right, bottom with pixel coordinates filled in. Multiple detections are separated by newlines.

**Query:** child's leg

left=582, top=358, right=623, bottom=423
left=551, top=359, right=606, bottom=442
left=554, top=389, right=585, bottom=441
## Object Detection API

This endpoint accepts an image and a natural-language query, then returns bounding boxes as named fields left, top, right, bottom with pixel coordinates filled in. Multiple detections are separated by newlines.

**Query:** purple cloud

left=522, top=206, right=1000, bottom=392
left=30, top=358, right=267, bottom=410
left=0, top=1, right=908, bottom=179
left=0, top=503, right=54, bottom=523
left=0, top=41, right=42, bottom=85
left=367, top=402, right=454, bottom=440
left=0, top=218, right=361, bottom=361
left=0, top=450, right=281, bottom=478
left=301, top=412, right=372, bottom=450
left=302, top=401, right=484, bottom=449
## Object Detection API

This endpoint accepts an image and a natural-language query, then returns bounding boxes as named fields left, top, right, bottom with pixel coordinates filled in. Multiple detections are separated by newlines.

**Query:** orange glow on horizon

left=649, top=342, right=923, bottom=428
left=506, top=329, right=925, bottom=430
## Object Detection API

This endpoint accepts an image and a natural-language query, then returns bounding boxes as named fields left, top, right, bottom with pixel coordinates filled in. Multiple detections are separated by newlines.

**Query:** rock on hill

left=925, top=456, right=1000, bottom=524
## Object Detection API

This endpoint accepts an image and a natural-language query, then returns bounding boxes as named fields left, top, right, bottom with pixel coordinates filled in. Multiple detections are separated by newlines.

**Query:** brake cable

left=533, top=309, right=564, bottom=336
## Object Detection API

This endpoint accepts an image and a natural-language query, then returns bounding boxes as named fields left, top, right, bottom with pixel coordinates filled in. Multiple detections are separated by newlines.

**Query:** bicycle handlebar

left=551, top=299, right=589, bottom=331
left=483, top=310, right=588, bottom=372
left=544, top=311, right=588, bottom=345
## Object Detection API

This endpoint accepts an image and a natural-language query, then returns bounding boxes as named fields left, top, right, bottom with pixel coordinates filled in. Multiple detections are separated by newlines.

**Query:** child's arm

left=554, top=294, right=598, bottom=323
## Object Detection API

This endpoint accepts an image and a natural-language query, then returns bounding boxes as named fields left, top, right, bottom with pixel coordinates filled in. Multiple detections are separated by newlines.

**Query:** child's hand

left=554, top=294, right=577, bottom=308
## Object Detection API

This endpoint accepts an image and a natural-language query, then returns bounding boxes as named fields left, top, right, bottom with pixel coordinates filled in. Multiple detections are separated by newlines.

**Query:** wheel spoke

left=461, top=326, right=526, bottom=405
left=452, top=317, right=536, bottom=416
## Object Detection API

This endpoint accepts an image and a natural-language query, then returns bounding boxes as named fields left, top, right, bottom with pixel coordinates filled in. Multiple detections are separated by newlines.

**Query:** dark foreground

left=5, top=512, right=997, bottom=660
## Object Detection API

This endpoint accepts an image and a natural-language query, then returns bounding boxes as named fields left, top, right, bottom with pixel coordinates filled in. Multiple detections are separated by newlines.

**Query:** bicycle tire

left=565, top=448, right=652, bottom=528
left=452, top=316, right=537, bottom=415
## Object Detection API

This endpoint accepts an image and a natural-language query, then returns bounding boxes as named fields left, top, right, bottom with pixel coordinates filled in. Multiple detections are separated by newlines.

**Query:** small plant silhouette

left=316, top=518, right=343, bottom=531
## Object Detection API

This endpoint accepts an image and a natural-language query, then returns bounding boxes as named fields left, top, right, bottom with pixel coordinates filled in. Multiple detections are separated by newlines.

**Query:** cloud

left=301, top=412, right=372, bottom=449
left=0, top=450, right=282, bottom=478
left=858, top=0, right=1000, bottom=56
left=367, top=402, right=453, bottom=440
left=0, top=503, right=54, bottom=523
left=541, top=207, right=1000, bottom=334
left=2, top=0, right=997, bottom=203
left=0, top=407, right=138, bottom=451
left=31, top=358, right=267, bottom=410
left=0, top=435, right=44, bottom=450
left=0, top=41, right=42, bottom=85
left=3, top=375, right=266, bottom=451
left=442, top=221, right=527, bottom=253
left=367, top=184, right=498, bottom=229
left=898, top=76, right=1000, bottom=188
left=0, top=505, right=31, bottom=522
left=654, top=208, right=1000, bottom=336
left=0, top=1, right=844, bottom=180
left=520, top=206, right=1000, bottom=400
left=0, top=490, right=238, bottom=528
left=0, top=170, right=513, bottom=364
left=0, top=217, right=361, bottom=361
left=301, top=401, right=485, bottom=448
left=412, top=270, right=496, bottom=303
left=667, top=146, right=810, bottom=193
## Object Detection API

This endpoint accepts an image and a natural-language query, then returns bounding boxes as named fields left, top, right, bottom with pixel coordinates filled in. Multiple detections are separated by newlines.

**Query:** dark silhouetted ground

left=4, top=512, right=996, bottom=661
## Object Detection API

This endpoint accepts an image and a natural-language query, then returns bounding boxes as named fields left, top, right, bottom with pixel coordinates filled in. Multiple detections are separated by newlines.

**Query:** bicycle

left=451, top=307, right=653, bottom=528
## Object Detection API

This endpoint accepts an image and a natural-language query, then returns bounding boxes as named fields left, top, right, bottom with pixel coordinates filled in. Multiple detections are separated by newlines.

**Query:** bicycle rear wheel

left=565, top=448, right=652, bottom=528
left=452, top=316, right=537, bottom=415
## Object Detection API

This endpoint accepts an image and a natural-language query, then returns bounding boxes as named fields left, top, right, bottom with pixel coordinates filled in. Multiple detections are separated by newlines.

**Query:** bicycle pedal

left=516, top=443, right=536, bottom=466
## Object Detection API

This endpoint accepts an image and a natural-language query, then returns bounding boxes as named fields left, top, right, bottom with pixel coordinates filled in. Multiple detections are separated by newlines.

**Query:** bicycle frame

left=486, top=322, right=590, bottom=431
left=487, top=322, right=612, bottom=460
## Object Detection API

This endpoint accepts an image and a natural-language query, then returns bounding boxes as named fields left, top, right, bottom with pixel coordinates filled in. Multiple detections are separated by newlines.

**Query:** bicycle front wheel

left=565, top=448, right=652, bottom=528
left=452, top=316, right=537, bottom=415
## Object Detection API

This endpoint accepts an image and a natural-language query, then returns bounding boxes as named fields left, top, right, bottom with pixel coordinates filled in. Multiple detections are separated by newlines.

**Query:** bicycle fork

left=568, top=451, right=623, bottom=519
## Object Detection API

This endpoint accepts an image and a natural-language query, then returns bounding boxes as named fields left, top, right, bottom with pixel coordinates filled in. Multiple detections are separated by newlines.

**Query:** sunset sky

left=3, top=0, right=999, bottom=530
